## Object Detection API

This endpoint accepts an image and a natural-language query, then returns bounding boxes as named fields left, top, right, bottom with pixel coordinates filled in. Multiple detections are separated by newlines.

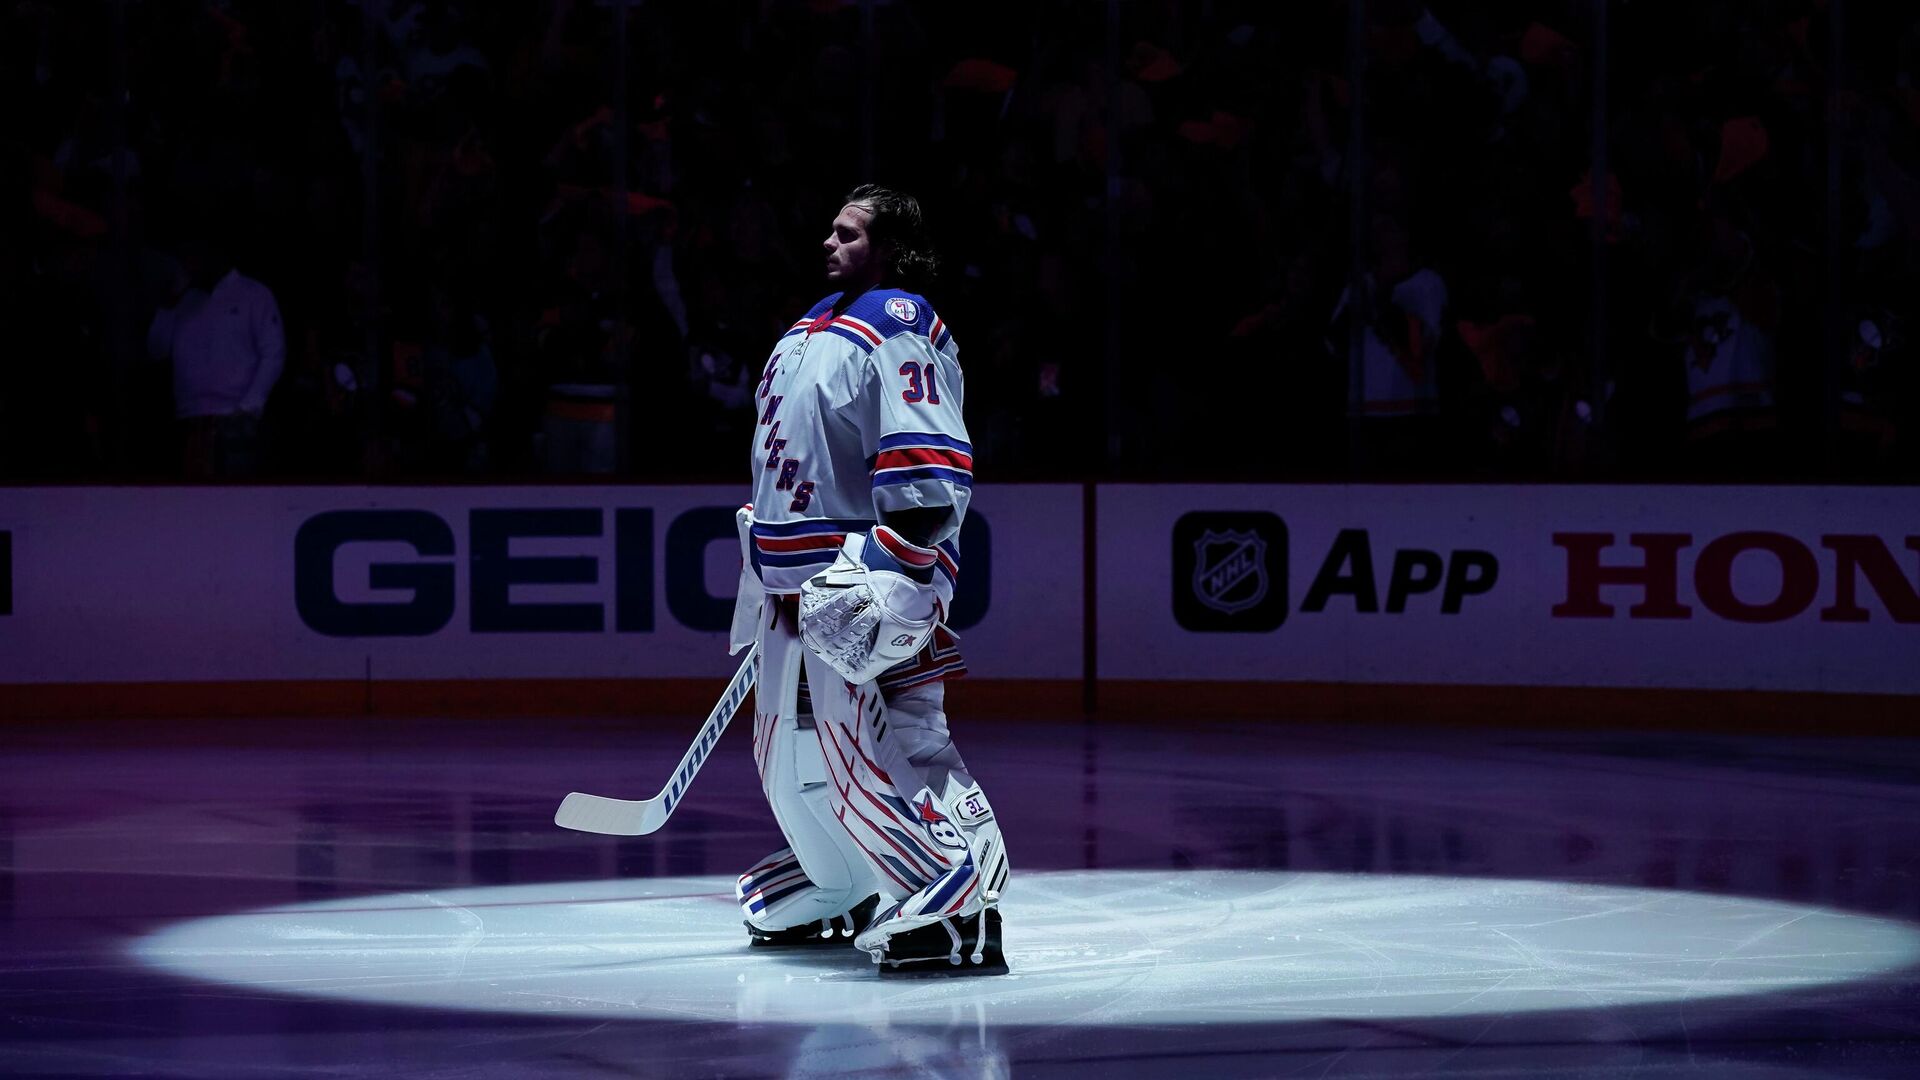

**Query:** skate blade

left=876, top=956, right=1010, bottom=978
left=749, top=935, right=859, bottom=949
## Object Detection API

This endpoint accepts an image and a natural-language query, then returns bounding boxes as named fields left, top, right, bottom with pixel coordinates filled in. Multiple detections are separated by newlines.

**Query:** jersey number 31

left=899, top=361, right=941, bottom=405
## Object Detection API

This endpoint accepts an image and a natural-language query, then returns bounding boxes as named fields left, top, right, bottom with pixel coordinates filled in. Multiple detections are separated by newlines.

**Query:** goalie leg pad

left=803, top=654, right=963, bottom=900
left=801, top=660, right=1010, bottom=970
left=737, top=855, right=879, bottom=947
left=741, top=601, right=881, bottom=933
left=850, top=800, right=1007, bottom=967
left=880, top=681, right=1010, bottom=899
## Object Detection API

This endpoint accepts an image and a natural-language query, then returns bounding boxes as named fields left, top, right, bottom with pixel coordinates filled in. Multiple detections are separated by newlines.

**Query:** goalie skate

left=865, top=903, right=1007, bottom=977
left=744, top=893, right=881, bottom=949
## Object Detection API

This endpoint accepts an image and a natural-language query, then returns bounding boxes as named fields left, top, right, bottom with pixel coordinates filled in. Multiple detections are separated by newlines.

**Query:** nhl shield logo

left=1192, top=529, right=1268, bottom=614
left=885, top=297, right=920, bottom=324
left=1174, top=511, right=1287, bottom=631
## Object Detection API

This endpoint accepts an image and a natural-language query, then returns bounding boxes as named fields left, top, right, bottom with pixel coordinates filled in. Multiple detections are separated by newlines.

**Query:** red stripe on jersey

left=872, top=526, right=938, bottom=567
left=833, top=316, right=883, bottom=345
left=873, top=447, right=973, bottom=473
left=930, top=316, right=945, bottom=341
left=755, top=533, right=847, bottom=553
left=936, top=548, right=959, bottom=577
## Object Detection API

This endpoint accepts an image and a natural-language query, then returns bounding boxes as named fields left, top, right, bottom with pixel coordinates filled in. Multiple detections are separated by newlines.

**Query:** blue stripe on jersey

left=753, top=549, right=841, bottom=569
left=876, top=431, right=972, bottom=454
left=753, top=517, right=871, bottom=537
left=873, top=465, right=974, bottom=489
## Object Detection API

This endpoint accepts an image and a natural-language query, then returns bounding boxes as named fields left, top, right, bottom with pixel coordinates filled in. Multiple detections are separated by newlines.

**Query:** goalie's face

left=824, top=203, right=887, bottom=290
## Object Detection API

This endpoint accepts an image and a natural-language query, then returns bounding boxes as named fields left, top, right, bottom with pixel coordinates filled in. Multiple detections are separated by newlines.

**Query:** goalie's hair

left=846, top=183, right=938, bottom=289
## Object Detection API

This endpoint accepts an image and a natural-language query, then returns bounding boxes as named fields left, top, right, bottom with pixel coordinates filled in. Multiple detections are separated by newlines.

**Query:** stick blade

left=554, top=791, right=666, bottom=836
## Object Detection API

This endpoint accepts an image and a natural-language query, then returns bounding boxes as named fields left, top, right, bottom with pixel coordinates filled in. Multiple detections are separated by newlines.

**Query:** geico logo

left=293, top=508, right=990, bottom=637
left=1552, top=532, right=1920, bottom=623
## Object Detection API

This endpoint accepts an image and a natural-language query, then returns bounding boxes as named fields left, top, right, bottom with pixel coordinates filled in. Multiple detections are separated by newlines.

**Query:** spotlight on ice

left=130, top=870, right=1920, bottom=1026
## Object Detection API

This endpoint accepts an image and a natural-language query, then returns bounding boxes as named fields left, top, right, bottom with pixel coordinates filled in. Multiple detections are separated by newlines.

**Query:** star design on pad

left=914, top=796, right=950, bottom=825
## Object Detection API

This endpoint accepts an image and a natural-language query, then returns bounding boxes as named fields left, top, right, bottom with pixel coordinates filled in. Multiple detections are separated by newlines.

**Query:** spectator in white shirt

left=147, top=234, right=286, bottom=477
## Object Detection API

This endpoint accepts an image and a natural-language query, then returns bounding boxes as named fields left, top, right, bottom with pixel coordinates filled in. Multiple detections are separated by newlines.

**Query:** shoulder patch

left=885, top=297, right=920, bottom=325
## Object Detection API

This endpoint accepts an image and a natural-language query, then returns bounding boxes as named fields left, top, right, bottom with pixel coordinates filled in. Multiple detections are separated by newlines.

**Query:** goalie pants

left=737, top=598, right=1007, bottom=932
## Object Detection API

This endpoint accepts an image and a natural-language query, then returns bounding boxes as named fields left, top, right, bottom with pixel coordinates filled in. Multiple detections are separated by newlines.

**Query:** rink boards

left=0, top=483, right=1916, bottom=718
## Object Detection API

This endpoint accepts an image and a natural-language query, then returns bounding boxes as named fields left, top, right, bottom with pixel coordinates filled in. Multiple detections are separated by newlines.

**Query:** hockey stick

left=553, top=644, right=759, bottom=836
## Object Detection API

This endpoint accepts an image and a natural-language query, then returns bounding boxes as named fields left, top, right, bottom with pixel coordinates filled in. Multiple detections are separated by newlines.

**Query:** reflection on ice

left=131, top=870, right=1920, bottom=1027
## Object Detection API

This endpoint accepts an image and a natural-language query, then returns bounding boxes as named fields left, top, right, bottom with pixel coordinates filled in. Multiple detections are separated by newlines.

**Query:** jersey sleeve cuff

left=867, top=526, right=939, bottom=584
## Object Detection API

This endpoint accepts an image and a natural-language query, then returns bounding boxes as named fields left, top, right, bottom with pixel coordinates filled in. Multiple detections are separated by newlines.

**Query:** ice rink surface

left=4, top=713, right=1920, bottom=1077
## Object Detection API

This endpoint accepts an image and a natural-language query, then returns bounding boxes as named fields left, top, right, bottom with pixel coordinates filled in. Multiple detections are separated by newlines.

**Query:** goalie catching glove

left=799, top=526, right=942, bottom=684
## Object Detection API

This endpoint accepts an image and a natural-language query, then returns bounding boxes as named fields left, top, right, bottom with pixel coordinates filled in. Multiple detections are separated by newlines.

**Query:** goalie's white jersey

left=746, top=287, right=971, bottom=689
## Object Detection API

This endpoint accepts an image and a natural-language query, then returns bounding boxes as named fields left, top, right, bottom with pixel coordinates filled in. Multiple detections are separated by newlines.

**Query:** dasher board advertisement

left=1100, top=484, right=1919, bottom=694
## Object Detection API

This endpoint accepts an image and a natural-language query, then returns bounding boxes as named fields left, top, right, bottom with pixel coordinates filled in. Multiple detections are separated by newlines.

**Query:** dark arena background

left=5, top=1, right=1920, bottom=1077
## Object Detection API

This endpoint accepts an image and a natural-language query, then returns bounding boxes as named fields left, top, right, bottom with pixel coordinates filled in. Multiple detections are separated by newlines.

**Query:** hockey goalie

left=728, top=185, right=1009, bottom=976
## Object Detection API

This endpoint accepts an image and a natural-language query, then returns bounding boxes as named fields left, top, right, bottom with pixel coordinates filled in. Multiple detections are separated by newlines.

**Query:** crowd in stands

left=4, top=0, right=1917, bottom=481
